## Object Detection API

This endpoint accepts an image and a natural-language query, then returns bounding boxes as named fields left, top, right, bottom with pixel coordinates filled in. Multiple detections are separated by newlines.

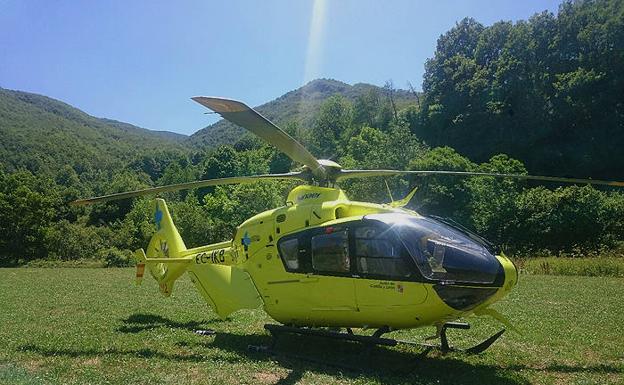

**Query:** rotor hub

left=305, top=159, right=343, bottom=185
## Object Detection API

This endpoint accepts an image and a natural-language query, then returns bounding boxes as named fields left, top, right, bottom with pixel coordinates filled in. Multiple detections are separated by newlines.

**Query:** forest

left=1, top=0, right=623, bottom=266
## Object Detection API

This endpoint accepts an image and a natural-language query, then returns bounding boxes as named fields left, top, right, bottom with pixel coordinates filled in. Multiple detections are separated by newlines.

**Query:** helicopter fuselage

left=172, top=185, right=518, bottom=330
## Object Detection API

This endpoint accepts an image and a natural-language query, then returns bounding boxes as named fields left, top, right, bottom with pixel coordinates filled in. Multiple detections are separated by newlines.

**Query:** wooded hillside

left=411, top=0, right=624, bottom=179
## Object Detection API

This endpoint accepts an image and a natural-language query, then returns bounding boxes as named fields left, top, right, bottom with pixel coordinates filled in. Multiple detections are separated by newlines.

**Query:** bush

left=99, top=247, right=134, bottom=267
left=509, top=185, right=624, bottom=255
left=45, top=220, right=106, bottom=260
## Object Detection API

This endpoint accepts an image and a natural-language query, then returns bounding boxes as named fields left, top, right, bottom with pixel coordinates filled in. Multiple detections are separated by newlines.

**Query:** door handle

left=299, top=275, right=319, bottom=283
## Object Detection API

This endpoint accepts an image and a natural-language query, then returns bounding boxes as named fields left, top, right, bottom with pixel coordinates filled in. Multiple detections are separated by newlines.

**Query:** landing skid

left=248, top=322, right=505, bottom=359
left=414, top=322, right=506, bottom=355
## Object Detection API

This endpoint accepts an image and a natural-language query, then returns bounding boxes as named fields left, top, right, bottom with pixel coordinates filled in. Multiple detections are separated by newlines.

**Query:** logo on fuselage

left=241, top=231, right=252, bottom=251
left=297, top=192, right=321, bottom=201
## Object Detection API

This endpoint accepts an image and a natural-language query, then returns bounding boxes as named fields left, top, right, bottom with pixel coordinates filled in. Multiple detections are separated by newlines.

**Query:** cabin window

left=311, top=230, right=350, bottom=273
left=353, top=225, right=411, bottom=278
left=278, top=237, right=300, bottom=271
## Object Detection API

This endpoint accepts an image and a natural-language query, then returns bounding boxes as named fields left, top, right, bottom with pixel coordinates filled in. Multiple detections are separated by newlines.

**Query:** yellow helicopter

left=73, top=97, right=624, bottom=355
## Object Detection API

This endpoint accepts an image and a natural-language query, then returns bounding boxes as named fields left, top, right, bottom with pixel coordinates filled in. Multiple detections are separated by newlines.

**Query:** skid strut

left=417, top=322, right=506, bottom=355
left=249, top=322, right=505, bottom=359
left=263, top=324, right=396, bottom=349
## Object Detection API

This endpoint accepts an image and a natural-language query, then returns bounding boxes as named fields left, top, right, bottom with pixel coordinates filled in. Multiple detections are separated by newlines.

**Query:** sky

left=0, top=0, right=561, bottom=135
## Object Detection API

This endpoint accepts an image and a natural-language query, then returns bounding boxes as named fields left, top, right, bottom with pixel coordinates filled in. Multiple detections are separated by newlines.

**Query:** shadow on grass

left=20, top=313, right=622, bottom=385
left=116, top=313, right=225, bottom=334
left=506, top=363, right=624, bottom=375
left=207, top=331, right=534, bottom=385
left=120, top=313, right=532, bottom=385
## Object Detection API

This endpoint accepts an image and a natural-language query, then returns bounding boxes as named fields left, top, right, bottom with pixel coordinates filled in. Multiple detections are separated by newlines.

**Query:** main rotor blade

left=337, top=169, right=624, bottom=187
left=192, top=97, right=324, bottom=178
left=70, top=172, right=306, bottom=206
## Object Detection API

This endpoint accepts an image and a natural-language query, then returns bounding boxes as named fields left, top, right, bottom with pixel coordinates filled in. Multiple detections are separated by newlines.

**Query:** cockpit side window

left=353, top=224, right=412, bottom=279
left=278, top=237, right=300, bottom=271
left=277, top=227, right=351, bottom=275
left=311, top=229, right=350, bottom=273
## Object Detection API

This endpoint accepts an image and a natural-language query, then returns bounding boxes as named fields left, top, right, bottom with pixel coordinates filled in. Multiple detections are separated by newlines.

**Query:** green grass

left=24, top=259, right=106, bottom=268
left=0, top=269, right=622, bottom=385
left=515, top=257, right=624, bottom=278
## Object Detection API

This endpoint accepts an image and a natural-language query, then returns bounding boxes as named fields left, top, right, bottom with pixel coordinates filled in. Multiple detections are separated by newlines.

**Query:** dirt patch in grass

left=253, top=371, right=283, bottom=384
left=23, top=359, right=44, bottom=373
left=81, top=357, right=101, bottom=366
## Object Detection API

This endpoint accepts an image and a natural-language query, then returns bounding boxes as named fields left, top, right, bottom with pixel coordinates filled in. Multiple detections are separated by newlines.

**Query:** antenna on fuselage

left=384, top=179, right=395, bottom=204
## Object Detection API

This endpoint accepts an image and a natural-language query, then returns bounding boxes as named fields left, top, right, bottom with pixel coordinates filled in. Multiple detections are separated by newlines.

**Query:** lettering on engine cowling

left=297, top=193, right=321, bottom=201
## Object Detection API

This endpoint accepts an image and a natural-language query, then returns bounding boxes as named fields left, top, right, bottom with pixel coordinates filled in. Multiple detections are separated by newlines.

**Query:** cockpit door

left=302, top=225, right=357, bottom=313
left=350, top=223, right=428, bottom=309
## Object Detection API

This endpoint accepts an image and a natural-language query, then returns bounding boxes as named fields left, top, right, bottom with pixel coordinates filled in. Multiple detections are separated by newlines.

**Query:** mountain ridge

left=0, top=78, right=419, bottom=176
left=187, top=78, right=419, bottom=148
left=0, top=87, right=187, bottom=175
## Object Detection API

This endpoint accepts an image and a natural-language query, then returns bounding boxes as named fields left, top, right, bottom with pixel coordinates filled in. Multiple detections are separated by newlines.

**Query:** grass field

left=0, top=269, right=622, bottom=385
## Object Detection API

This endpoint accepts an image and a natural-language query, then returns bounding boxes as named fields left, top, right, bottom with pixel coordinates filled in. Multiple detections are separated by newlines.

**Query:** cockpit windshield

left=366, top=213, right=501, bottom=284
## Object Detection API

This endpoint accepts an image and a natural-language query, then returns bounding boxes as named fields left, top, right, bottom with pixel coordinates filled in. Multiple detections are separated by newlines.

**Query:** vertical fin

left=141, top=199, right=189, bottom=297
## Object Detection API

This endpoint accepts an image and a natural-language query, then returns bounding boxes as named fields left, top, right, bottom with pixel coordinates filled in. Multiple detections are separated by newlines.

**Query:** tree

left=201, top=146, right=242, bottom=179
left=384, top=80, right=399, bottom=123
left=466, top=154, right=527, bottom=246
left=0, top=170, right=58, bottom=265
left=309, top=96, right=354, bottom=159
left=203, top=182, right=292, bottom=241
left=408, top=147, right=476, bottom=221
left=353, top=88, right=380, bottom=128
left=88, top=171, right=150, bottom=225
